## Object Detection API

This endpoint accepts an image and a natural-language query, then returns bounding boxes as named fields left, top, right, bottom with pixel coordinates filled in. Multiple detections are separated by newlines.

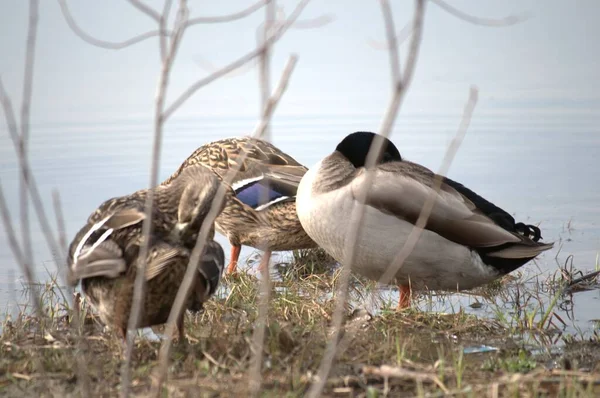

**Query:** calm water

left=1, top=110, right=599, bottom=334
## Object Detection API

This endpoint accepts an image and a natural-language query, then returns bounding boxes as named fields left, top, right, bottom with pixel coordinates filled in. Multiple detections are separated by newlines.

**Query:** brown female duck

left=67, top=165, right=225, bottom=339
left=162, top=136, right=317, bottom=274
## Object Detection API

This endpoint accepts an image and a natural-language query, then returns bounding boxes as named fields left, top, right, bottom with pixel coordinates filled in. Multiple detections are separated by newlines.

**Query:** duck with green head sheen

left=296, top=131, right=553, bottom=309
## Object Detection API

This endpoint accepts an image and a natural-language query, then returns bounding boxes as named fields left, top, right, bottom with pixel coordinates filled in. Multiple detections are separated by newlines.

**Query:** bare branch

left=306, top=2, right=426, bottom=396
left=20, top=0, right=38, bottom=160
left=367, top=18, right=413, bottom=51
left=250, top=55, right=298, bottom=138
left=248, top=55, right=298, bottom=395
left=58, top=0, right=266, bottom=50
left=0, top=181, right=27, bottom=279
left=380, top=0, right=401, bottom=86
left=192, top=6, right=332, bottom=78
left=51, top=188, right=91, bottom=395
left=1, top=1, right=67, bottom=290
left=258, top=0, right=275, bottom=141
left=192, top=55, right=255, bottom=79
left=377, top=86, right=479, bottom=286
left=18, top=0, right=40, bottom=296
left=159, top=0, right=173, bottom=62
left=0, top=77, right=18, bottom=147
left=380, top=0, right=426, bottom=137
left=362, top=365, right=449, bottom=393
left=186, top=0, right=267, bottom=25
left=120, top=3, right=190, bottom=397
left=51, top=190, right=67, bottom=260
left=431, top=0, right=531, bottom=27
left=273, top=5, right=334, bottom=29
left=127, top=0, right=161, bottom=23
left=149, top=54, right=298, bottom=397
left=57, top=0, right=165, bottom=49
left=163, top=0, right=311, bottom=120
left=248, top=259, right=271, bottom=396
left=0, top=76, right=63, bottom=276
left=0, top=180, right=46, bottom=378
left=148, top=186, right=226, bottom=397
left=285, top=14, right=334, bottom=29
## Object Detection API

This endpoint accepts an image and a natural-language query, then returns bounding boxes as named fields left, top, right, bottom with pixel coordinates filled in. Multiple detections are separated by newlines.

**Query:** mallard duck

left=67, top=164, right=225, bottom=339
left=163, top=136, right=317, bottom=274
left=296, top=132, right=554, bottom=309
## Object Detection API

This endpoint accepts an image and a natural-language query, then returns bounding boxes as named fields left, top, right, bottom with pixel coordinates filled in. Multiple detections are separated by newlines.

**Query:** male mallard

left=67, top=165, right=225, bottom=339
left=163, top=137, right=317, bottom=274
left=296, top=132, right=554, bottom=309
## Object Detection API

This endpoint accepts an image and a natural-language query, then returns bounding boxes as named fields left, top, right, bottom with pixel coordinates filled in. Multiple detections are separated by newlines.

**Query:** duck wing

left=143, top=243, right=185, bottom=281
left=352, top=163, right=550, bottom=258
left=68, top=207, right=147, bottom=285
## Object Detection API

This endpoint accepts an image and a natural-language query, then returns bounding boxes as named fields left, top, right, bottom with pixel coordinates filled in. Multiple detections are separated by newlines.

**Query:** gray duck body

left=296, top=132, right=554, bottom=292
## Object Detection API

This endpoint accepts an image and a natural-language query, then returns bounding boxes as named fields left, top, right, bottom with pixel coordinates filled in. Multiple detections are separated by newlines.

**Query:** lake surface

left=1, top=109, right=599, bottom=335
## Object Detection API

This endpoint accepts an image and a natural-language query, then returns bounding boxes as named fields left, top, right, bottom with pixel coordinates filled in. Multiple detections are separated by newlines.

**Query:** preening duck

left=162, top=136, right=317, bottom=274
left=67, top=165, right=225, bottom=339
left=296, top=132, right=554, bottom=309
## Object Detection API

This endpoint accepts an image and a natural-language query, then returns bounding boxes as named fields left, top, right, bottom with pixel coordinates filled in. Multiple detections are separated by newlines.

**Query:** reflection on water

left=1, top=111, right=598, bottom=332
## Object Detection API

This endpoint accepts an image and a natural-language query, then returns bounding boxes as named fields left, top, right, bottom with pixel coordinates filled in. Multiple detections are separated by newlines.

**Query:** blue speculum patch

left=235, top=180, right=286, bottom=209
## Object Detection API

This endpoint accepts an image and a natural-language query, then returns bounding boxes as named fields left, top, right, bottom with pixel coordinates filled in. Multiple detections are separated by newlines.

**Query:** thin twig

left=378, top=86, right=479, bottom=286
left=51, top=190, right=67, bottom=259
left=163, top=0, right=311, bottom=120
left=258, top=0, right=275, bottom=141
left=379, top=0, right=426, bottom=138
left=148, top=186, right=225, bottom=397
left=0, top=4, right=47, bottom=379
left=192, top=6, right=332, bottom=79
left=150, top=55, right=298, bottom=397
left=367, top=20, right=413, bottom=51
left=0, top=75, right=66, bottom=289
left=57, top=0, right=166, bottom=49
left=18, top=0, right=40, bottom=304
left=0, top=181, right=32, bottom=303
left=127, top=0, right=162, bottom=23
left=362, top=365, right=449, bottom=393
left=159, top=0, right=173, bottom=62
left=0, top=0, right=49, bottom=314
left=248, top=55, right=298, bottom=396
left=249, top=56, right=298, bottom=138
left=186, top=0, right=268, bottom=25
left=284, top=14, right=334, bottom=29
left=250, top=2, right=275, bottom=388
left=306, top=2, right=426, bottom=397
left=57, top=0, right=267, bottom=50
left=380, top=0, right=401, bottom=84
left=120, top=3, right=190, bottom=398
left=0, top=181, right=49, bottom=385
left=431, top=0, right=531, bottom=27
left=566, top=270, right=600, bottom=288
left=51, top=189, right=91, bottom=395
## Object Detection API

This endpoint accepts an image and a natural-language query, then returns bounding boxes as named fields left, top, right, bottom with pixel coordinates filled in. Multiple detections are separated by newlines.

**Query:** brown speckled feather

left=162, top=136, right=317, bottom=254
left=67, top=164, right=225, bottom=337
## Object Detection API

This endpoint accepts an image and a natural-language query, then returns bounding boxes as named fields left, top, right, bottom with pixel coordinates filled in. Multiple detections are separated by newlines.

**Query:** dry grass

left=2, top=255, right=600, bottom=397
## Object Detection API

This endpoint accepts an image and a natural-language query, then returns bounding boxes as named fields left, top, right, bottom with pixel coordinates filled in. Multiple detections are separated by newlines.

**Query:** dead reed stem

left=377, top=86, right=479, bottom=287
left=306, top=2, right=426, bottom=396
left=259, top=0, right=275, bottom=142
left=163, top=0, right=311, bottom=120
left=430, top=0, right=530, bottom=27
left=150, top=55, right=298, bottom=398
left=120, top=3, right=190, bottom=397
left=57, top=0, right=268, bottom=50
